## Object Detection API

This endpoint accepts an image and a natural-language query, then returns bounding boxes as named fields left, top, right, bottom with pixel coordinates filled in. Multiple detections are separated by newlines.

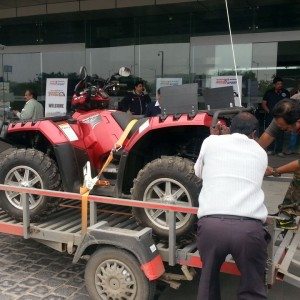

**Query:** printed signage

left=45, top=78, right=68, bottom=117
left=156, top=78, right=182, bottom=92
left=211, top=76, right=242, bottom=107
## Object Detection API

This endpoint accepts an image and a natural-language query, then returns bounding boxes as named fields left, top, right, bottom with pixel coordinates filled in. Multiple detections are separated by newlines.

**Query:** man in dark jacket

left=118, top=81, right=151, bottom=115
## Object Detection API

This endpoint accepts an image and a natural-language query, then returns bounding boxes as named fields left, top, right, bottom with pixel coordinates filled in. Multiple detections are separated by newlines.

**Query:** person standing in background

left=146, top=88, right=162, bottom=117
left=13, top=89, right=44, bottom=121
left=290, top=82, right=300, bottom=100
left=118, top=81, right=151, bottom=115
left=286, top=82, right=300, bottom=154
left=262, top=77, right=290, bottom=156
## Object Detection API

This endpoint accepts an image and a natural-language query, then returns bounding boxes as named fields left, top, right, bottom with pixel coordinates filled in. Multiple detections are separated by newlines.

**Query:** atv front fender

left=124, top=113, right=212, bottom=152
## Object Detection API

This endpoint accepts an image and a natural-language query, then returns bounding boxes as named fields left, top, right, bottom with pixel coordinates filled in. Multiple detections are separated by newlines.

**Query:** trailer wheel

left=85, top=247, right=156, bottom=300
left=132, top=156, right=201, bottom=238
left=0, top=149, right=61, bottom=221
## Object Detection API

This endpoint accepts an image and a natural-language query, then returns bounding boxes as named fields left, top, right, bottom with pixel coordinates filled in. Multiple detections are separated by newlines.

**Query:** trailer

left=0, top=181, right=299, bottom=299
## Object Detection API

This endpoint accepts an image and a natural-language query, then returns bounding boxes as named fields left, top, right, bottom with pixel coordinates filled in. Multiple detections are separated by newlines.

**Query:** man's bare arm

left=258, top=132, right=275, bottom=149
left=265, top=160, right=300, bottom=176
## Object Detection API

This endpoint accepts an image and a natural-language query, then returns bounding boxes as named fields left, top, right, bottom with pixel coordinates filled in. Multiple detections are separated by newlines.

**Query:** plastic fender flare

left=7, top=120, right=69, bottom=145
left=73, top=224, right=165, bottom=280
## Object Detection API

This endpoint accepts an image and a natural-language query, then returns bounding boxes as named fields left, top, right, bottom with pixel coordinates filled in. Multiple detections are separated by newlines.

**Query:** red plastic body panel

left=8, top=120, right=69, bottom=144
left=7, top=110, right=125, bottom=169
left=71, top=89, right=109, bottom=108
left=72, top=110, right=124, bottom=168
left=7, top=110, right=213, bottom=170
left=124, top=113, right=212, bottom=152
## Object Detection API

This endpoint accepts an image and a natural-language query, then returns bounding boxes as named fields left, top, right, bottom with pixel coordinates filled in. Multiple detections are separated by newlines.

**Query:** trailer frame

left=0, top=182, right=299, bottom=298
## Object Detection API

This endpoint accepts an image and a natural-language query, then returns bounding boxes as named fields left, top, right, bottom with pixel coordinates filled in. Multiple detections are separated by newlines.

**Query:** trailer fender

left=73, top=223, right=165, bottom=280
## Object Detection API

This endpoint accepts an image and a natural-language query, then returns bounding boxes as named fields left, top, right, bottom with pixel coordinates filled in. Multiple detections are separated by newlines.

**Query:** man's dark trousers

left=196, top=216, right=270, bottom=300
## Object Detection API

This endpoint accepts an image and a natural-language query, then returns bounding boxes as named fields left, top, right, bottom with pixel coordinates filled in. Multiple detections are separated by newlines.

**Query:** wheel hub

left=109, top=278, right=120, bottom=290
left=95, top=259, right=137, bottom=299
left=20, top=181, right=30, bottom=187
left=163, top=195, right=175, bottom=203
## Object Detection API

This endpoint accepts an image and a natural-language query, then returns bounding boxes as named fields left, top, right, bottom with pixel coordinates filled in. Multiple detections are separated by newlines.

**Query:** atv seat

left=111, top=111, right=149, bottom=138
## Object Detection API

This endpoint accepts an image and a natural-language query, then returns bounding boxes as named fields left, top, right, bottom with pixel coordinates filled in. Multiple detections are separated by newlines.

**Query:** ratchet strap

left=80, top=118, right=138, bottom=233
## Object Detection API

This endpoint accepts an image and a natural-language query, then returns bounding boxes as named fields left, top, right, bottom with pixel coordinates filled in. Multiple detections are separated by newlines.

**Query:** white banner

left=211, top=76, right=242, bottom=107
left=156, top=78, right=182, bottom=92
left=45, top=78, right=68, bottom=117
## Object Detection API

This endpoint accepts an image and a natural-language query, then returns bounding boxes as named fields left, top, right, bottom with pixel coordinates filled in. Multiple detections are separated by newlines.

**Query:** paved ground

left=0, top=236, right=89, bottom=300
left=268, top=152, right=299, bottom=168
left=0, top=177, right=298, bottom=299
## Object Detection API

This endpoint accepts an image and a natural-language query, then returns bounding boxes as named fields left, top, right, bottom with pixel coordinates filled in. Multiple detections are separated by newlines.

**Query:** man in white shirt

left=194, top=112, right=270, bottom=300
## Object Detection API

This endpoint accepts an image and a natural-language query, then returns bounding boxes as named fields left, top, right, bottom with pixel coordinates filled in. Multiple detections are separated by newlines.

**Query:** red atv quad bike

left=0, top=66, right=245, bottom=239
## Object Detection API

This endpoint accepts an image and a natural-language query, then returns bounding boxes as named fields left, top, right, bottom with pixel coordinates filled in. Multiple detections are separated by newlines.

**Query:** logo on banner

left=48, top=91, right=66, bottom=97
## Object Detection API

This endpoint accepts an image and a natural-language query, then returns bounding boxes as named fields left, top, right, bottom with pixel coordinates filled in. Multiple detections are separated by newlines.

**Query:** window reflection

left=0, top=1, right=299, bottom=111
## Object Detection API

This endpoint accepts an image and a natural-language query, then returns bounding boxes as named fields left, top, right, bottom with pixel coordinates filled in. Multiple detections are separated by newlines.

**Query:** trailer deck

left=0, top=182, right=299, bottom=293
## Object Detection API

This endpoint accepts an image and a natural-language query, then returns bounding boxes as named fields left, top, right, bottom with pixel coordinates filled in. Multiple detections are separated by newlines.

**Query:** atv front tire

left=0, top=149, right=61, bottom=221
left=132, top=156, right=201, bottom=238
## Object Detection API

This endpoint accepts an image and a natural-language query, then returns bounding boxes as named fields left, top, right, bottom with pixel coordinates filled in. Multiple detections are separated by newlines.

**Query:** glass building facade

left=0, top=0, right=300, bottom=109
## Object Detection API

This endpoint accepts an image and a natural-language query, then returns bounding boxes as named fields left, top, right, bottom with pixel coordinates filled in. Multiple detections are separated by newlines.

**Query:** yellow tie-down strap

left=80, top=190, right=89, bottom=234
left=98, top=118, right=138, bottom=177
left=115, top=119, right=139, bottom=150
left=80, top=118, right=138, bottom=234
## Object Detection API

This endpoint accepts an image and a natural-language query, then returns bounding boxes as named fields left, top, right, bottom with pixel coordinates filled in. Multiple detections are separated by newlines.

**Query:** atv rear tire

left=0, top=149, right=61, bottom=221
left=132, top=156, right=201, bottom=238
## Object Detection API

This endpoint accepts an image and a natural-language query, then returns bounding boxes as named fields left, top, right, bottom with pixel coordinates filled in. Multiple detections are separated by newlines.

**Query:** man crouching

left=194, top=112, right=270, bottom=300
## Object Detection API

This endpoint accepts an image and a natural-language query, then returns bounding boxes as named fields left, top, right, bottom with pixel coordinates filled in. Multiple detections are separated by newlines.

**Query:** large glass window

left=0, top=52, right=42, bottom=114
left=135, top=43, right=190, bottom=93
left=0, top=0, right=299, bottom=111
